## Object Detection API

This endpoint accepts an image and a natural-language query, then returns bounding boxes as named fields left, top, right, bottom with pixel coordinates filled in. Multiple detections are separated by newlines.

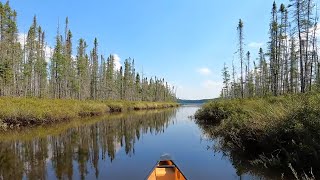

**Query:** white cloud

left=197, top=67, right=211, bottom=75
left=17, top=33, right=26, bottom=47
left=176, top=80, right=223, bottom=100
left=312, top=24, right=320, bottom=38
left=248, top=42, right=263, bottom=48
left=113, top=54, right=121, bottom=71
left=44, top=45, right=53, bottom=62
left=18, top=33, right=53, bottom=62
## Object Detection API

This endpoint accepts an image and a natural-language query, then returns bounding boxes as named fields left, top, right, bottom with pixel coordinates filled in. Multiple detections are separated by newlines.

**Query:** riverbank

left=195, top=93, right=320, bottom=178
left=0, top=108, right=176, bottom=142
left=0, top=97, right=178, bottom=129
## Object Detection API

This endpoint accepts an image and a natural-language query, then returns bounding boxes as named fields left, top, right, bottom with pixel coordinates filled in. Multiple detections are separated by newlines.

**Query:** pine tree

left=222, top=63, right=230, bottom=98
left=289, top=32, right=299, bottom=93
left=290, top=0, right=305, bottom=93
left=0, top=2, right=177, bottom=102
left=237, top=19, right=244, bottom=98
left=0, top=2, right=21, bottom=96
left=50, top=33, right=64, bottom=98
left=118, top=66, right=123, bottom=99
left=35, top=27, right=47, bottom=98
left=269, top=1, right=279, bottom=96
left=123, top=58, right=131, bottom=100
left=106, top=55, right=115, bottom=99
left=90, top=38, right=98, bottom=100
left=135, top=73, right=141, bottom=100
left=312, top=10, right=319, bottom=90
left=245, top=51, right=251, bottom=97
left=279, top=4, right=290, bottom=94
left=99, top=55, right=106, bottom=99
left=76, top=38, right=90, bottom=100
left=24, top=16, right=38, bottom=96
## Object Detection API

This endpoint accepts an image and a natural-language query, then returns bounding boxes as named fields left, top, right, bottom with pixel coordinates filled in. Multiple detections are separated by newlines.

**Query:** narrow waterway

left=0, top=106, right=267, bottom=180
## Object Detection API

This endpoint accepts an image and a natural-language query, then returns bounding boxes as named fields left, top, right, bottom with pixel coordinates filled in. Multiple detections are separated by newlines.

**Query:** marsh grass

left=0, top=109, right=167, bottom=142
left=195, top=93, right=320, bottom=178
left=0, top=97, right=178, bottom=129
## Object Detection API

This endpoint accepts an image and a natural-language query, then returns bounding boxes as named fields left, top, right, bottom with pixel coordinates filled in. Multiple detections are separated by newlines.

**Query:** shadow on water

left=0, top=109, right=177, bottom=180
left=196, top=120, right=318, bottom=180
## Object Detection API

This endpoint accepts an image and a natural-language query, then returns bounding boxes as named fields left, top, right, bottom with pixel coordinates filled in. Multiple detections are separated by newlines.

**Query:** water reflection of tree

left=196, top=122, right=291, bottom=180
left=0, top=109, right=176, bottom=180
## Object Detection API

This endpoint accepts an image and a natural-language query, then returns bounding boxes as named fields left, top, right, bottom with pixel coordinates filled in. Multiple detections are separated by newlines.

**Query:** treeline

left=221, top=0, right=320, bottom=98
left=0, top=1, right=176, bottom=102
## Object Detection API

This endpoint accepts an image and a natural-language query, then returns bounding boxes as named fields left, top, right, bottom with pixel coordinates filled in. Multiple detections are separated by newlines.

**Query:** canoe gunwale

left=145, top=159, right=187, bottom=180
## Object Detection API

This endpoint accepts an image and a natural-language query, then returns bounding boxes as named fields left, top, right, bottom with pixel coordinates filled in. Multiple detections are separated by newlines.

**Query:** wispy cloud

left=176, top=80, right=223, bottom=99
left=113, top=54, right=121, bottom=71
left=197, top=67, right=211, bottom=75
left=18, top=33, right=53, bottom=62
left=248, top=42, right=263, bottom=49
left=17, top=33, right=26, bottom=47
left=44, top=46, right=53, bottom=61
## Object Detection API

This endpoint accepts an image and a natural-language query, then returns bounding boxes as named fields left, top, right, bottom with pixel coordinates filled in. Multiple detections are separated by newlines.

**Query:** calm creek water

left=0, top=106, right=270, bottom=180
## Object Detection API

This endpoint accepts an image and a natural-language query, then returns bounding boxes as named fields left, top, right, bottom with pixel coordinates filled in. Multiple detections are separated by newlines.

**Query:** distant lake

left=178, top=99, right=212, bottom=105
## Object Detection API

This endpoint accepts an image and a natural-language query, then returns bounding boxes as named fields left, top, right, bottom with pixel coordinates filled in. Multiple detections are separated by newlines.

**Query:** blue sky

left=7, top=0, right=318, bottom=99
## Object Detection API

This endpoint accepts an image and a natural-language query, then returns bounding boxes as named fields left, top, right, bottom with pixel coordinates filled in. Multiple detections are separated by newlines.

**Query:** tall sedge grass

left=0, top=97, right=178, bottom=128
left=195, top=93, right=320, bottom=178
left=195, top=94, right=319, bottom=131
left=0, top=109, right=168, bottom=142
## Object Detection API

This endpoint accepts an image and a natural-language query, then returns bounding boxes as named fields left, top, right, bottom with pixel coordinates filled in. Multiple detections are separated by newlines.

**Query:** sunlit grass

left=195, top=93, right=319, bottom=131
left=0, top=97, right=178, bottom=129
left=0, top=109, right=167, bottom=142
left=195, top=93, right=320, bottom=177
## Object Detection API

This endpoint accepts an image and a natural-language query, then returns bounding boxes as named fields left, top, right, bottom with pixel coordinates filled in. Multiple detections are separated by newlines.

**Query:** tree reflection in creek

left=196, top=121, right=316, bottom=180
left=0, top=109, right=176, bottom=180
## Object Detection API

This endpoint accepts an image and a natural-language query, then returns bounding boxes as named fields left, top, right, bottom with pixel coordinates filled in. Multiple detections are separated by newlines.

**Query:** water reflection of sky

left=84, top=106, right=251, bottom=179
left=7, top=107, right=262, bottom=180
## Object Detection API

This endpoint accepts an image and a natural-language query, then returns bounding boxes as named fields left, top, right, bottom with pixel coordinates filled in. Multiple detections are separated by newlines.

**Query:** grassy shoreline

left=0, top=109, right=175, bottom=142
left=195, top=93, right=320, bottom=178
left=0, top=97, right=178, bottom=129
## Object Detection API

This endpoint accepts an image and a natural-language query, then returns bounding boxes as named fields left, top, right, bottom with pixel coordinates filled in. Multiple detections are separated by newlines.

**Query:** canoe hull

left=147, top=159, right=187, bottom=180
